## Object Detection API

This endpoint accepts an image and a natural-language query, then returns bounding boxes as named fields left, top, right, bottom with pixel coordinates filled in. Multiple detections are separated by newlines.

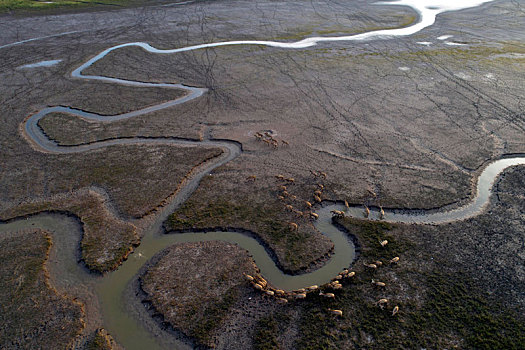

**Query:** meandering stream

left=4, top=0, right=524, bottom=349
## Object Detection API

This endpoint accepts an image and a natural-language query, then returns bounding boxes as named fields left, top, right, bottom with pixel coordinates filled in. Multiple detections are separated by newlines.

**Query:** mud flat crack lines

left=23, top=0, right=495, bottom=154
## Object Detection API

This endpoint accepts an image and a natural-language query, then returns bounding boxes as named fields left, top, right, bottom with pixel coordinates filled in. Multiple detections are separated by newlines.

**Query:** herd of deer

left=254, top=131, right=289, bottom=148
left=243, top=168, right=401, bottom=318
left=244, top=267, right=355, bottom=314
left=274, top=171, right=330, bottom=231
left=245, top=234, right=401, bottom=319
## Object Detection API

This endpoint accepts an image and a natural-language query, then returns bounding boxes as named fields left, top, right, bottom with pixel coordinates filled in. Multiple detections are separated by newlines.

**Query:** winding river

left=2, top=0, right=525, bottom=349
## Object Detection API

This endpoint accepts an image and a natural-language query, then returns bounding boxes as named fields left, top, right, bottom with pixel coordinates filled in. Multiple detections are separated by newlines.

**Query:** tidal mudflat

left=1, top=0, right=524, bottom=348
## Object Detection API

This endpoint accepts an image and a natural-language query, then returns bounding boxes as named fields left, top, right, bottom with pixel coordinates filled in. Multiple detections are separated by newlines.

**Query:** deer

left=320, top=171, right=327, bottom=178
left=245, top=274, right=254, bottom=281
left=392, top=306, right=399, bottom=316
left=295, top=293, right=307, bottom=299
left=328, top=309, right=343, bottom=317
left=289, top=222, right=298, bottom=231
left=320, top=292, right=335, bottom=298
left=379, top=239, right=388, bottom=247
left=314, top=195, right=322, bottom=203
left=285, top=205, right=294, bottom=211
left=376, top=299, right=388, bottom=309
left=246, top=175, right=257, bottom=182
left=379, top=206, right=385, bottom=219
left=364, top=205, right=370, bottom=218
left=390, top=256, right=400, bottom=264
left=331, top=210, right=345, bottom=218
left=305, top=201, right=312, bottom=208
left=294, top=210, right=304, bottom=217
left=255, top=276, right=267, bottom=287
left=364, top=262, right=378, bottom=269
left=281, top=140, right=289, bottom=146
left=372, top=279, right=386, bottom=287
left=276, top=174, right=285, bottom=180
left=310, top=212, right=319, bottom=220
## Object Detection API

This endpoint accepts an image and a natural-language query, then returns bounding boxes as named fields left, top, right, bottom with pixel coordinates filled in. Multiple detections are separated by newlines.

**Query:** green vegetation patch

left=167, top=199, right=294, bottom=243
left=0, top=0, right=131, bottom=12
left=0, top=230, right=84, bottom=349
left=165, top=168, right=334, bottom=272
left=167, top=199, right=317, bottom=270
left=335, top=216, right=409, bottom=260
left=400, top=41, right=525, bottom=64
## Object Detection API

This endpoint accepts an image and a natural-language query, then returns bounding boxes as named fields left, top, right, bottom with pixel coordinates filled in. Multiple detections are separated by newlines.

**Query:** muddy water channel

left=2, top=156, right=524, bottom=349
left=4, top=0, right=520, bottom=348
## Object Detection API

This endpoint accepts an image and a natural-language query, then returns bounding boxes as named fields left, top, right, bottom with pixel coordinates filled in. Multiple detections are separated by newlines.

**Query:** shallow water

left=18, top=59, right=62, bottom=69
left=326, top=157, right=525, bottom=224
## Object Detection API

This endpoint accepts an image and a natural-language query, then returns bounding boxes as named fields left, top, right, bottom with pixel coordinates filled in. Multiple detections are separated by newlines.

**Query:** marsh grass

left=253, top=313, right=291, bottom=350
left=288, top=218, right=525, bottom=349
left=166, top=198, right=327, bottom=272
left=84, top=328, right=116, bottom=350
left=1, top=190, right=138, bottom=273
left=0, top=230, right=84, bottom=349
left=141, top=241, right=258, bottom=348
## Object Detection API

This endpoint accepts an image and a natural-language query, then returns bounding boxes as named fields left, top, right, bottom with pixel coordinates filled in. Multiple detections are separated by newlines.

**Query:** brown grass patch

left=141, top=241, right=258, bottom=347
left=0, top=189, right=138, bottom=273
left=0, top=229, right=84, bottom=349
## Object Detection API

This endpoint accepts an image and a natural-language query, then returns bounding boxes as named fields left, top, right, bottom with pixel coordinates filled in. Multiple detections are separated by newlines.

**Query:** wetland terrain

left=1, top=0, right=525, bottom=349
